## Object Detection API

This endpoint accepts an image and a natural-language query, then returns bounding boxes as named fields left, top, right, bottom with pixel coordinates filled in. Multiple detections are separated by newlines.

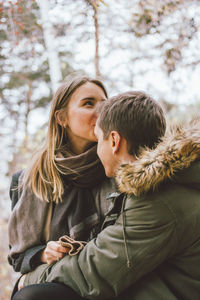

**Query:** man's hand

left=40, top=241, right=70, bottom=265
left=18, top=274, right=26, bottom=290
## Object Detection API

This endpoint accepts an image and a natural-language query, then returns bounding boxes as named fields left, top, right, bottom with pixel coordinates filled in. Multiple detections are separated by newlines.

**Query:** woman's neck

left=68, top=140, right=95, bottom=155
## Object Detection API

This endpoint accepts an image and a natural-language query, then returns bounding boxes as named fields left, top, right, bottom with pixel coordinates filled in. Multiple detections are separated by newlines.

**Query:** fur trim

left=116, top=121, right=200, bottom=196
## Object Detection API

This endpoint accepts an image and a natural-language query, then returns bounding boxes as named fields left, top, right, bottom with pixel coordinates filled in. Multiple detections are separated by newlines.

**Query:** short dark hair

left=97, top=91, right=166, bottom=156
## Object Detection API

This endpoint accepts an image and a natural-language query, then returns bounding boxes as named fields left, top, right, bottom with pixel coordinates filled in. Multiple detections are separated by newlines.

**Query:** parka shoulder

left=116, top=121, right=200, bottom=196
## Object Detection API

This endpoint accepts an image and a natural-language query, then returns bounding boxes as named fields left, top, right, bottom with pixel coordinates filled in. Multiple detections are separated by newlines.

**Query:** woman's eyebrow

left=80, top=97, right=96, bottom=102
left=80, top=97, right=106, bottom=102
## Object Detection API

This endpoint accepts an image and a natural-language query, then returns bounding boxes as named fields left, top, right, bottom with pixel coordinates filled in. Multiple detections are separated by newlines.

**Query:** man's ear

left=55, top=109, right=67, bottom=127
left=110, top=131, right=121, bottom=154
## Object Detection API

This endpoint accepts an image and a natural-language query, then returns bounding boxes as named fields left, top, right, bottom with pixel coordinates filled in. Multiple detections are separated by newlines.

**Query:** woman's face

left=64, top=82, right=107, bottom=153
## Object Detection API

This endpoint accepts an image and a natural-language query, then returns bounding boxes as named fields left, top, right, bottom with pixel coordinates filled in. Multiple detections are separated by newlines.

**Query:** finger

left=46, top=258, right=54, bottom=265
left=45, top=248, right=63, bottom=259
left=48, top=241, right=70, bottom=254
left=46, top=253, right=65, bottom=265
left=46, top=253, right=60, bottom=265
left=57, top=245, right=70, bottom=253
left=46, top=246, right=68, bottom=261
left=18, top=275, right=26, bottom=290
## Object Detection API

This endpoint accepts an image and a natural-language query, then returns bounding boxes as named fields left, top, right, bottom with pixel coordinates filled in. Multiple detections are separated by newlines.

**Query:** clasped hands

left=18, top=240, right=70, bottom=291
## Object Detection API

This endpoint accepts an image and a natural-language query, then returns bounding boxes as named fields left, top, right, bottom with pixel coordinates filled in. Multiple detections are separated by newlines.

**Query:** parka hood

left=116, top=121, right=200, bottom=196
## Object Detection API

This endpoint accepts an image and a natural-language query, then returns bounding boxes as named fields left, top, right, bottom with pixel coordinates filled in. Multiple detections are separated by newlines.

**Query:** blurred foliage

left=130, top=0, right=184, bottom=35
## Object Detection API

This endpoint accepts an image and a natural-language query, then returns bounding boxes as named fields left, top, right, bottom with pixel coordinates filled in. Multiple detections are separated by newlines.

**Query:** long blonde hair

left=22, top=75, right=108, bottom=203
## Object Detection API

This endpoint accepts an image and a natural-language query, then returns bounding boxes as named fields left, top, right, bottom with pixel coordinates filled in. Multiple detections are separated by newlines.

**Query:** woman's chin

left=88, top=134, right=98, bottom=142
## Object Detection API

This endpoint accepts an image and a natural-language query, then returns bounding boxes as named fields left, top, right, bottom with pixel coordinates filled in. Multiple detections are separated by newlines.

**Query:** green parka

left=24, top=123, right=200, bottom=299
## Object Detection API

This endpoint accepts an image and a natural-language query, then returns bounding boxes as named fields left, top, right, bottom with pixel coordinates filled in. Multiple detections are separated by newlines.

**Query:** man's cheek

left=97, top=146, right=100, bottom=158
left=98, top=148, right=103, bottom=161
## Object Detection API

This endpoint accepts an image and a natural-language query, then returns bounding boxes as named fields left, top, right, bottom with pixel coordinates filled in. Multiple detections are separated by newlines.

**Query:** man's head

left=94, top=91, right=166, bottom=177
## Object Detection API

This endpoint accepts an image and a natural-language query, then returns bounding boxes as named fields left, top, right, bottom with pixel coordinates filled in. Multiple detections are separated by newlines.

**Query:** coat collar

left=115, top=121, right=200, bottom=196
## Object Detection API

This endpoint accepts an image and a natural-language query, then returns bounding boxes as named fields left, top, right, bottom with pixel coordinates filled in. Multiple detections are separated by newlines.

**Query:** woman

left=9, top=75, right=116, bottom=299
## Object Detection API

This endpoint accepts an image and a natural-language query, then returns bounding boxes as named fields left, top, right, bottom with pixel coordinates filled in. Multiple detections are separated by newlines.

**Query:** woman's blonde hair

left=22, top=75, right=107, bottom=203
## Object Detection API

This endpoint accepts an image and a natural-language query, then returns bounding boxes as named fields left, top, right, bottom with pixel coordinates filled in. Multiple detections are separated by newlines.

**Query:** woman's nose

left=94, top=101, right=103, bottom=117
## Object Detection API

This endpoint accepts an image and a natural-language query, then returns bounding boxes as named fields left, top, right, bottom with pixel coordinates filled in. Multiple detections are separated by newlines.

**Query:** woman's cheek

left=93, top=133, right=98, bottom=142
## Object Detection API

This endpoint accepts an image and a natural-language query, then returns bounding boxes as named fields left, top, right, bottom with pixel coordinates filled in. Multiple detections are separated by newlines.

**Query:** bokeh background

left=0, top=0, right=200, bottom=298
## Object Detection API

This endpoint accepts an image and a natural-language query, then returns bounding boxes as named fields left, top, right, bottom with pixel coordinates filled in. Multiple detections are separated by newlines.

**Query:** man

left=16, top=91, right=200, bottom=299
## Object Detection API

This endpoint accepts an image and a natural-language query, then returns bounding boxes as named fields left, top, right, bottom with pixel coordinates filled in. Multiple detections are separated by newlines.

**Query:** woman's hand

left=40, top=241, right=70, bottom=265
left=18, top=274, right=26, bottom=290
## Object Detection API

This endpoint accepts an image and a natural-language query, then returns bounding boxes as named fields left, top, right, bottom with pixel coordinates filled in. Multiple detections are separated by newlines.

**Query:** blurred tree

left=0, top=0, right=75, bottom=176
left=85, top=0, right=107, bottom=77
left=129, top=0, right=198, bottom=74
left=90, top=0, right=200, bottom=110
left=38, top=0, right=62, bottom=92
left=0, top=0, right=51, bottom=173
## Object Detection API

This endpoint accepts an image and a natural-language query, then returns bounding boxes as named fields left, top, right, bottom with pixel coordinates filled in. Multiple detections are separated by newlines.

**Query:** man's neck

left=119, top=152, right=136, bottom=165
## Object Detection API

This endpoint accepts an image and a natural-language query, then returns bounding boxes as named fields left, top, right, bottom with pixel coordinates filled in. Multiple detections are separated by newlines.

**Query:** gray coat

left=8, top=171, right=116, bottom=274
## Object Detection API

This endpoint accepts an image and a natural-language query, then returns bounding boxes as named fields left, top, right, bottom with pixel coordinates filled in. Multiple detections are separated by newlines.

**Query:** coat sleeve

left=8, top=171, right=46, bottom=274
left=24, top=195, right=178, bottom=299
left=8, top=244, right=46, bottom=274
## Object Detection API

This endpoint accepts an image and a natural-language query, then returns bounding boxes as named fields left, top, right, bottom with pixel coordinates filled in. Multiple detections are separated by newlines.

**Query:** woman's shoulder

left=10, top=170, right=24, bottom=209
left=11, top=170, right=23, bottom=183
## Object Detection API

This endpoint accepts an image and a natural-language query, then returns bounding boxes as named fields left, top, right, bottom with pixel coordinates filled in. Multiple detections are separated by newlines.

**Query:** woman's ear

left=55, top=109, right=67, bottom=127
left=111, top=131, right=121, bottom=154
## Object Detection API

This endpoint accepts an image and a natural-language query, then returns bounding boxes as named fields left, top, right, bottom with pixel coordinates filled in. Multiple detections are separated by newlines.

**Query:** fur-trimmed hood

left=116, top=121, right=200, bottom=196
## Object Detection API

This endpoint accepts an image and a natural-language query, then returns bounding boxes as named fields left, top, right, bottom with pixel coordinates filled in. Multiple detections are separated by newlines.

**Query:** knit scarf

left=50, top=144, right=106, bottom=240
left=55, top=143, right=105, bottom=188
left=8, top=144, right=106, bottom=259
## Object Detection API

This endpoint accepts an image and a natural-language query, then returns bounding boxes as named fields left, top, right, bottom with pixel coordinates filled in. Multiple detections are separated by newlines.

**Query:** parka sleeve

left=24, top=195, right=177, bottom=299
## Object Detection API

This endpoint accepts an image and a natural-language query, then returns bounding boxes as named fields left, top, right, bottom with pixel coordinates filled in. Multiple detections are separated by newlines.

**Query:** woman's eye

left=83, top=100, right=94, bottom=106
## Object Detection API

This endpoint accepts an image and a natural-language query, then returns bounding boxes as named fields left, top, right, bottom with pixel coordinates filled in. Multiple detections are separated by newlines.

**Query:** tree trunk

left=38, top=0, right=62, bottom=92
left=23, top=79, right=32, bottom=151
left=93, top=1, right=100, bottom=77
left=87, top=0, right=101, bottom=77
